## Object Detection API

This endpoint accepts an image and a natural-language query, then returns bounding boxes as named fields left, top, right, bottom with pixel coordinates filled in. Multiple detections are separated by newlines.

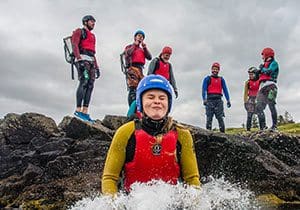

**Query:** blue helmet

left=134, top=29, right=145, bottom=38
left=136, top=75, right=173, bottom=113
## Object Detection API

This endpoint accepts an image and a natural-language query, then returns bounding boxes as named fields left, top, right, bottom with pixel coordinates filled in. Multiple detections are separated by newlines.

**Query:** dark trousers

left=246, top=112, right=254, bottom=131
left=256, top=102, right=277, bottom=129
left=205, top=99, right=225, bottom=133
left=256, top=84, right=277, bottom=129
left=76, top=61, right=95, bottom=108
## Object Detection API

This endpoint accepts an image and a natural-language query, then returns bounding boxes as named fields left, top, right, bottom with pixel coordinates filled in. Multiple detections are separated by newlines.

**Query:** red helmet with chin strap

left=211, top=62, right=220, bottom=69
left=261, top=47, right=275, bottom=59
left=161, top=46, right=172, bottom=55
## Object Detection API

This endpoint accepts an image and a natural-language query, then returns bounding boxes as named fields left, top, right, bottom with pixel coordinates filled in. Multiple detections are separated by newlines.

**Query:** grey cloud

left=1, top=0, right=300, bottom=127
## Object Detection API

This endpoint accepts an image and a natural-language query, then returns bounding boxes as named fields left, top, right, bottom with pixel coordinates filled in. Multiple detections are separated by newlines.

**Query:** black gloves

left=227, top=101, right=231, bottom=108
left=174, top=90, right=178, bottom=98
left=95, top=69, right=100, bottom=79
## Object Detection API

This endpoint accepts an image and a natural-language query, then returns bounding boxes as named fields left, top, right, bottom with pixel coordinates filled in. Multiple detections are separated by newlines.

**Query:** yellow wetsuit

left=101, top=120, right=200, bottom=195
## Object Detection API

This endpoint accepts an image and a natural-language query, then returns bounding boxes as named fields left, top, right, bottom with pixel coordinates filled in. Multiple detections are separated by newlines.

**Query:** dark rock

left=29, top=136, right=49, bottom=149
left=22, top=163, right=43, bottom=184
left=46, top=156, right=77, bottom=178
left=102, top=114, right=128, bottom=130
left=0, top=113, right=299, bottom=209
left=59, top=116, right=113, bottom=140
left=1, top=113, right=58, bottom=145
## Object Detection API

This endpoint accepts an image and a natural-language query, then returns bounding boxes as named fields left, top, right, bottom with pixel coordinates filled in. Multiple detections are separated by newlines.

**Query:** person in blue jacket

left=202, top=62, right=231, bottom=133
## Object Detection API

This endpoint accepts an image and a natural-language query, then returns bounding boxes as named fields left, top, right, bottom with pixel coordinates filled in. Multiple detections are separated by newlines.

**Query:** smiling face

left=142, top=89, right=168, bottom=120
left=161, top=53, right=171, bottom=62
left=211, top=66, right=220, bottom=76
left=134, top=33, right=144, bottom=43
left=86, top=19, right=95, bottom=30
left=249, top=72, right=255, bottom=80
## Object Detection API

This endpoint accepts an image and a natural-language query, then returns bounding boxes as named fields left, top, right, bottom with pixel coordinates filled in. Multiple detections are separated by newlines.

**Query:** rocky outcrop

left=0, top=112, right=299, bottom=209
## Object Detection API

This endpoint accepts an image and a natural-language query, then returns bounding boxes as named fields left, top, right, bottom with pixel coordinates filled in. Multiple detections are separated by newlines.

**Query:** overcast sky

left=1, top=0, right=299, bottom=128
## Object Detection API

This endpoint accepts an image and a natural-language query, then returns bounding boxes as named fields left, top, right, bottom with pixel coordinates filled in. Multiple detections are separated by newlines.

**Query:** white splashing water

left=70, top=176, right=261, bottom=210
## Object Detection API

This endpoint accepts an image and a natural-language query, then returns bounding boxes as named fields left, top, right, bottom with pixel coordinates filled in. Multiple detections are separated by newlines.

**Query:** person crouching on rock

left=101, top=75, right=201, bottom=195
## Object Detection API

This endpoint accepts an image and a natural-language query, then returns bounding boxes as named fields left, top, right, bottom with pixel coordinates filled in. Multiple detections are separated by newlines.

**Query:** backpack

left=63, top=28, right=87, bottom=79
left=120, top=51, right=127, bottom=74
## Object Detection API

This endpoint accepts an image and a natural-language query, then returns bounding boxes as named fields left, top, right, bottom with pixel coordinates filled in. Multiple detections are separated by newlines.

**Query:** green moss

left=226, top=123, right=300, bottom=135
left=257, top=193, right=300, bottom=208
left=257, top=193, right=286, bottom=206
left=21, top=199, right=66, bottom=210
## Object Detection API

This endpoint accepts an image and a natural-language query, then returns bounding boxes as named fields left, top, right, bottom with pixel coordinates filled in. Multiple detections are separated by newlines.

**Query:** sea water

left=70, top=176, right=262, bottom=210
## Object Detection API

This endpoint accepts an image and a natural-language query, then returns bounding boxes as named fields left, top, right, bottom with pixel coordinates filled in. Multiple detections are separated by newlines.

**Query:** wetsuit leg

left=205, top=101, right=214, bottom=130
left=256, top=88, right=268, bottom=130
left=269, top=102, right=277, bottom=129
left=246, top=112, right=253, bottom=131
left=76, top=64, right=88, bottom=108
left=267, top=85, right=278, bottom=129
left=83, top=79, right=95, bottom=107
left=256, top=101, right=267, bottom=130
left=215, top=99, right=225, bottom=133
left=128, top=87, right=136, bottom=107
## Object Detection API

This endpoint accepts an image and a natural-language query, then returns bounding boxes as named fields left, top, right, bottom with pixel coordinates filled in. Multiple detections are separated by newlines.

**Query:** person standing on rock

left=101, top=75, right=200, bottom=195
left=72, top=15, right=100, bottom=123
left=123, top=29, right=152, bottom=108
left=147, top=46, right=178, bottom=98
left=256, top=47, right=279, bottom=131
left=202, top=62, right=231, bottom=133
left=243, top=67, right=260, bottom=131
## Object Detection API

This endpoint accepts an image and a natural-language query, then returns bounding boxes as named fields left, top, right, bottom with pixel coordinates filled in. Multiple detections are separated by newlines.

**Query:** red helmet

left=261, top=47, right=275, bottom=59
left=211, top=62, right=220, bottom=69
left=161, top=46, right=172, bottom=55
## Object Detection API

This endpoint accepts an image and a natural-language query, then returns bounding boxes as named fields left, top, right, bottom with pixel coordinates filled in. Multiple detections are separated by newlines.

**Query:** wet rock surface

left=0, top=112, right=299, bottom=209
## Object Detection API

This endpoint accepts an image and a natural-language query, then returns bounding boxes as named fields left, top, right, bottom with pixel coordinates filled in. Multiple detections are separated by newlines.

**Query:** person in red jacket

left=243, top=67, right=260, bottom=131
left=202, top=62, right=231, bottom=133
left=256, top=47, right=279, bottom=131
left=123, top=30, right=152, bottom=107
left=147, top=46, right=178, bottom=98
left=71, top=15, right=100, bottom=122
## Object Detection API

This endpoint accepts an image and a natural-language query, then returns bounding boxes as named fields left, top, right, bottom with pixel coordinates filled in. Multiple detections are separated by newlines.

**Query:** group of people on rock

left=70, top=15, right=279, bottom=133
left=244, top=47, right=279, bottom=131
left=68, top=15, right=279, bottom=195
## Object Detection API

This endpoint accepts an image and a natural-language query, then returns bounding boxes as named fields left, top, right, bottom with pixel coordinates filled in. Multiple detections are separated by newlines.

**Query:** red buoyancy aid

left=124, top=129, right=180, bottom=191
left=259, top=61, right=272, bottom=82
left=248, top=80, right=259, bottom=96
left=207, top=76, right=222, bottom=94
left=155, top=60, right=170, bottom=80
left=131, top=46, right=146, bottom=64
left=80, top=30, right=96, bottom=53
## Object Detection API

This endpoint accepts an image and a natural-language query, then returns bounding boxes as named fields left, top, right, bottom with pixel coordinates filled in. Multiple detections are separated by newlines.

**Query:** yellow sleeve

left=177, top=126, right=201, bottom=187
left=243, top=81, right=249, bottom=103
left=101, top=121, right=135, bottom=195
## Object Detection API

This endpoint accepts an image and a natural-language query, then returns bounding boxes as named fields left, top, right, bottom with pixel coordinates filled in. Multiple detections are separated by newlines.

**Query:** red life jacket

left=131, top=46, right=146, bottom=64
left=80, top=29, right=96, bottom=53
left=155, top=60, right=170, bottom=80
left=248, top=79, right=259, bottom=96
left=207, top=76, right=222, bottom=94
left=259, top=61, right=272, bottom=82
left=124, top=129, right=180, bottom=191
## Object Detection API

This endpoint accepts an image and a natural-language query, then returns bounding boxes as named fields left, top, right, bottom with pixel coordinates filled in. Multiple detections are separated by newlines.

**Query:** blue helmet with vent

left=136, top=75, right=173, bottom=113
